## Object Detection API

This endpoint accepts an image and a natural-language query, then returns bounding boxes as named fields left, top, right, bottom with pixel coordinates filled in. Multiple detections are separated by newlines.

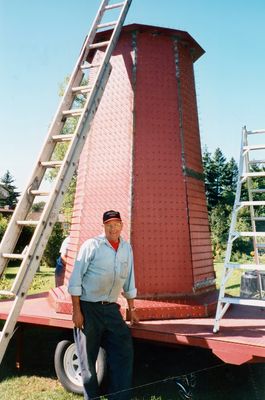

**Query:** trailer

left=1, top=290, right=265, bottom=394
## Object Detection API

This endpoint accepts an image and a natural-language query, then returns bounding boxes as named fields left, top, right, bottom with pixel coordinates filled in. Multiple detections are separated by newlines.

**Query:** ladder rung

left=2, top=253, right=25, bottom=260
left=40, top=161, right=63, bottom=168
left=104, top=2, right=124, bottom=10
left=222, top=297, right=265, bottom=307
left=239, top=200, right=265, bottom=206
left=257, top=244, right=265, bottom=248
left=253, top=217, right=265, bottom=221
left=62, top=108, right=84, bottom=117
left=247, top=129, right=265, bottom=135
left=0, top=290, right=16, bottom=298
left=88, top=41, right=110, bottom=49
left=81, top=63, right=101, bottom=70
left=16, top=220, right=39, bottom=226
left=97, top=21, right=117, bottom=29
left=72, top=85, right=92, bottom=94
left=251, top=189, right=265, bottom=193
left=243, top=144, right=265, bottom=151
left=51, top=134, right=74, bottom=142
left=248, top=160, right=265, bottom=164
left=241, top=172, right=265, bottom=179
left=226, top=263, right=265, bottom=271
left=233, top=231, right=265, bottom=237
left=30, top=190, right=50, bottom=196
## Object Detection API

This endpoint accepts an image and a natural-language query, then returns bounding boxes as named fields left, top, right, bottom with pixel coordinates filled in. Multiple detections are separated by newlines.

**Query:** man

left=68, top=210, right=139, bottom=400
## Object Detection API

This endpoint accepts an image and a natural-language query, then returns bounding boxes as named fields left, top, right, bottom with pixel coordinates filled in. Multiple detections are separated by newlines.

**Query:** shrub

left=42, top=222, right=66, bottom=268
left=0, top=214, right=8, bottom=241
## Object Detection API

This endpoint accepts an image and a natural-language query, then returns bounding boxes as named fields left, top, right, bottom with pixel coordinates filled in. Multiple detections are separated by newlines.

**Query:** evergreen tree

left=212, top=148, right=227, bottom=205
left=210, top=203, right=232, bottom=259
left=0, top=170, right=20, bottom=209
left=222, top=157, right=238, bottom=206
left=203, top=148, right=239, bottom=260
left=203, top=148, right=238, bottom=210
left=202, top=148, right=216, bottom=210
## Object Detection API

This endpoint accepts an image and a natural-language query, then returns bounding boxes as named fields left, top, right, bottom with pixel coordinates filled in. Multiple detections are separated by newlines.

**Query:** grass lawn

left=0, top=376, right=79, bottom=400
left=0, top=264, right=55, bottom=294
left=214, top=263, right=242, bottom=296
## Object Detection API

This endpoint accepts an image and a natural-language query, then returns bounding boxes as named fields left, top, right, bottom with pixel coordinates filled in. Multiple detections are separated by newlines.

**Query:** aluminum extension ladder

left=0, top=0, right=132, bottom=365
left=213, top=126, right=265, bottom=333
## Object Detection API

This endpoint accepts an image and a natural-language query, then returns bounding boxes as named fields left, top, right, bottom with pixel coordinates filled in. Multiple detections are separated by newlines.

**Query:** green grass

left=0, top=376, right=79, bottom=400
left=0, top=264, right=55, bottom=294
left=214, top=263, right=242, bottom=296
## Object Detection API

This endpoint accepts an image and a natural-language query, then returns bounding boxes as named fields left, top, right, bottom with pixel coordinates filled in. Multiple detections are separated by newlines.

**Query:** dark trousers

left=75, top=301, right=133, bottom=400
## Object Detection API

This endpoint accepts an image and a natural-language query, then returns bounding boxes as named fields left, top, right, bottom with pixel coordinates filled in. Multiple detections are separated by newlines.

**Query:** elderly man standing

left=68, top=210, right=139, bottom=400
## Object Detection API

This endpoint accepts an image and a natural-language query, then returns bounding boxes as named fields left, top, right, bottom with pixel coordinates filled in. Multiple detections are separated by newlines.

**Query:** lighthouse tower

left=61, top=24, right=216, bottom=318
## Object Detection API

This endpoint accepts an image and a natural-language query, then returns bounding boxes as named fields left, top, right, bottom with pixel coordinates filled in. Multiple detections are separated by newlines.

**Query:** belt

left=95, top=301, right=114, bottom=305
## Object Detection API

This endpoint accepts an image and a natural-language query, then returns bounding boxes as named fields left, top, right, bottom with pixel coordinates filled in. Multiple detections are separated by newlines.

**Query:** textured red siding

left=132, top=31, right=193, bottom=296
left=69, top=32, right=134, bottom=267
left=175, top=40, right=214, bottom=291
left=67, top=24, right=215, bottom=297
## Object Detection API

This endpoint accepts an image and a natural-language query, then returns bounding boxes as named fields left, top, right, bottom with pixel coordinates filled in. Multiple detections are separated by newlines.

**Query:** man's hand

left=71, top=295, right=84, bottom=328
left=129, top=308, right=140, bottom=325
left=72, top=308, right=84, bottom=329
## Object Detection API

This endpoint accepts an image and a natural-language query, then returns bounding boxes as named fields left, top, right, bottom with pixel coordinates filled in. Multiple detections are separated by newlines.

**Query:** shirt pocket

left=119, top=261, right=129, bottom=279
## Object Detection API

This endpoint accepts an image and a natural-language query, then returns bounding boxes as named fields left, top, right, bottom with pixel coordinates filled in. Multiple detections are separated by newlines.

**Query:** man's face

left=104, top=221, right=123, bottom=243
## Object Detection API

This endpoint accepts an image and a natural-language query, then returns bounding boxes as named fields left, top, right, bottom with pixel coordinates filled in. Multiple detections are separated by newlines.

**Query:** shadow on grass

left=4, top=272, right=54, bottom=279
left=226, top=284, right=240, bottom=289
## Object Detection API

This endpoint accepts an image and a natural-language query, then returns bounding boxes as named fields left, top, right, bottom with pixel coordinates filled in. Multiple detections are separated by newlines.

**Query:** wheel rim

left=63, top=343, right=83, bottom=387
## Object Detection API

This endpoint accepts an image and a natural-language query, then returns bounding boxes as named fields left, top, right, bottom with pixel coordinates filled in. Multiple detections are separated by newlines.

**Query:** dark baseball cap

left=103, top=210, right=122, bottom=224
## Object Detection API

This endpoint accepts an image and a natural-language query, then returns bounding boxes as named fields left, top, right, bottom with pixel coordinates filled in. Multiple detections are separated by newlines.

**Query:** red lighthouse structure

left=65, top=24, right=216, bottom=317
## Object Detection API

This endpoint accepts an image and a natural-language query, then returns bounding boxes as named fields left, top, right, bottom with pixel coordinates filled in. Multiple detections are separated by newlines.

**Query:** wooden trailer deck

left=1, top=291, right=265, bottom=366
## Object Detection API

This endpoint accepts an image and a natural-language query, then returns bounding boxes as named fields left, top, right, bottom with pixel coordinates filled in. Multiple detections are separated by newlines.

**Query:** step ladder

left=0, top=0, right=132, bottom=364
left=213, top=126, right=265, bottom=333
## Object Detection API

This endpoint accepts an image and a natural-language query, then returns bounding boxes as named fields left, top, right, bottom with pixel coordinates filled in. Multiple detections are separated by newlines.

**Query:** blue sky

left=0, top=0, right=265, bottom=190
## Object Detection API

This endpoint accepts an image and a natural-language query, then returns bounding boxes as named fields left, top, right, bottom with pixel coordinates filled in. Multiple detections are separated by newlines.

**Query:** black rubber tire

left=54, top=340, right=106, bottom=394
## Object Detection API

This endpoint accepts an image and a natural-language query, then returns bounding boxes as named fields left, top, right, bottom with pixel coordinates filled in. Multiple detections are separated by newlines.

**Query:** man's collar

left=102, top=235, right=123, bottom=246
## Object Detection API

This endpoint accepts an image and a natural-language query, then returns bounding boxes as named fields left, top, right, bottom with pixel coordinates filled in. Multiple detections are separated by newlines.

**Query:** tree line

left=202, top=147, right=261, bottom=261
left=202, top=147, right=238, bottom=259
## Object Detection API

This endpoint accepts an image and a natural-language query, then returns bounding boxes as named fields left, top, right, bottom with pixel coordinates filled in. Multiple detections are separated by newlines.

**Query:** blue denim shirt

left=68, top=235, right=137, bottom=302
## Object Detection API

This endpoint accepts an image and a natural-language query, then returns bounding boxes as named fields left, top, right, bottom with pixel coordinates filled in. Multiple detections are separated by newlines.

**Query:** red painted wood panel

left=132, top=31, right=193, bottom=295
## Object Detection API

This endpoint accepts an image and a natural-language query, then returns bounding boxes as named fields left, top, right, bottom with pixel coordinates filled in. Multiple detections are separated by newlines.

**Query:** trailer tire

left=54, top=340, right=106, bottom=394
